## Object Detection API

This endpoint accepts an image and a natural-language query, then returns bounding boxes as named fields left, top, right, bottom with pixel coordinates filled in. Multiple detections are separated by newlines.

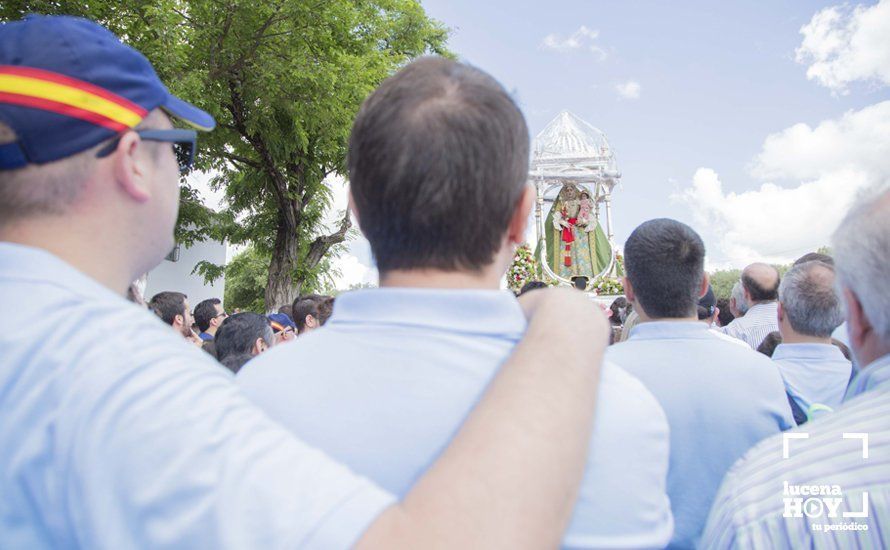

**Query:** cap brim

left=162, top=94, right=216, bottom=131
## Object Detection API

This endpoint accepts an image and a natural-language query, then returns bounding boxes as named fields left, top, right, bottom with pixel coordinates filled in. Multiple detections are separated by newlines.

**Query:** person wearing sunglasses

left=0, top=15, right=612, bottom=550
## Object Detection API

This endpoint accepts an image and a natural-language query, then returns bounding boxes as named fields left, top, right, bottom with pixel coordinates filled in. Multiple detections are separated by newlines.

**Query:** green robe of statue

left=543, top=198, right=612, bottom=281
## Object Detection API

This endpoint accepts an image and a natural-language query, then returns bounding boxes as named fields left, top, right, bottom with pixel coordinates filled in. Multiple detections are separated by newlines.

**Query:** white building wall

left=144, top=239, right=227, bottom=305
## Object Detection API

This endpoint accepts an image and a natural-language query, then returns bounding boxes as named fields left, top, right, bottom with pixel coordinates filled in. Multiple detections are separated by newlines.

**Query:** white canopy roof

left=529, top=111, right=620, bottom=183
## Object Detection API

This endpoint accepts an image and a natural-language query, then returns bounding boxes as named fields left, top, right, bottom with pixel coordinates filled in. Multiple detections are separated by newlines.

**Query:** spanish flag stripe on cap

left=0, top=65, right=147, bottom=130
left=0, top=91, right=128, bottom=132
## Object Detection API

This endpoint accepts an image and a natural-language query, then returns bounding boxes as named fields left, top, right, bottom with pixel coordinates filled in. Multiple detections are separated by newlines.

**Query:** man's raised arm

left=357, top=288, right=609, bottom=549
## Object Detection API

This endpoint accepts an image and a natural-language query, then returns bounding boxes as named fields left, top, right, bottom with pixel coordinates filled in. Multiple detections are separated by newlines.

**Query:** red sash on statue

left=561, top=217, right=578, bottom=266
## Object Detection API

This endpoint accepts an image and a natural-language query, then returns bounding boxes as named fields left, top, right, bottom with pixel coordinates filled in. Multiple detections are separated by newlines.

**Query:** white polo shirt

left=0, top=243, right=394, bottom=548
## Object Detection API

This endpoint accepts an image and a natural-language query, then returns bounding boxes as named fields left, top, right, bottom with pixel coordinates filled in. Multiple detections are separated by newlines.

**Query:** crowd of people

left=1, top=14, right=888, bottom=549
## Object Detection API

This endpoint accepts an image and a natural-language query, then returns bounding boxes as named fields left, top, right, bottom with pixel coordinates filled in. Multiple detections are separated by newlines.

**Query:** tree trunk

left=264, top=217, right=302, bottom=313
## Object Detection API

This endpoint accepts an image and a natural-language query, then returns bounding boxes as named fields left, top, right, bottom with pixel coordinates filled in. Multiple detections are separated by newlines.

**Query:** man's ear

left=111, top=131, right=152, bottom=203
left=305, top=315, right=317, bottom=329
left=347, top=187, right=361, bottom=227
left=173, top=313, right=184, bottom=328
left=622, top=276, right=635, bottom=303
left=777, top=302, right=785, bottom=324
left=506, top=185, right=535, bottom=245
left=253, top=338, right=267, bottom=356
left=699, top=273, right=710, bottom=298
left=843, top=287, right=870, bottom=352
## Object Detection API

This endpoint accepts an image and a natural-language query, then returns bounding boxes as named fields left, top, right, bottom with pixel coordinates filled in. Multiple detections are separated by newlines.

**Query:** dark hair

left=215, top=313, right=273, bottom=363
left=348, top=56, right=529, bottom=273
left=741, top=270, right=780, bottom=302
left=756, top=331, right=783, bottom=357
left=518, top=281, right=548, bottom=296
left=794, top=252, right=834, bottom=266
left=194, top=298, right=222, bottom=333
left=716, top=298, right=734, bottom=327
left=624, top=218, right=705, bottom=319
left=148, top=291, right=188, bottom=325
left=220, top=353, right=253, bottom=375
left=609, top=296, right=629, bottom=326
left=278, top=304, right=293, bottom=319
left=292, top=294, right=334, bottom=333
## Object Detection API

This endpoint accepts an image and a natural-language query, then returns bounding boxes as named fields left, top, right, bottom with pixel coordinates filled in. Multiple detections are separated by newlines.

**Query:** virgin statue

left=543, top=183, right=612, bottom=287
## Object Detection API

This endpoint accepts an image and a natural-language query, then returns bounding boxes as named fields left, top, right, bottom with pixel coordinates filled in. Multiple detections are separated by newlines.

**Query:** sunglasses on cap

left=96, top=129, right=197, bottom=173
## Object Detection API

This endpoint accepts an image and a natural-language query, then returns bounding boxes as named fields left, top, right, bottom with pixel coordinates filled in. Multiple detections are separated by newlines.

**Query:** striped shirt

left=720, top=301, right=779, bottom=350
left=700, top=353, right=890, bottom=549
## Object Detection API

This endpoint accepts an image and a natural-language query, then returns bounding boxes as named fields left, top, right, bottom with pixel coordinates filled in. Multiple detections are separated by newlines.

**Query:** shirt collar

left=628, top=320, right=712, bottom=341
left=846, top=353, right=890, bottom=399
left=0, top=242, right=117, bottom=302
left=329, top=287, right=527, bottom=338
left=772, top=343, right=847, bottom=362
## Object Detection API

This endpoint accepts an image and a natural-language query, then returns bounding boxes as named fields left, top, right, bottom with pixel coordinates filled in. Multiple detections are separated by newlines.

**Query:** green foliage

left=222, top=246, right=269, bottom=313
left=709, top=269, right=741, bottom=301
left=1, top=0, right=449, bottom=309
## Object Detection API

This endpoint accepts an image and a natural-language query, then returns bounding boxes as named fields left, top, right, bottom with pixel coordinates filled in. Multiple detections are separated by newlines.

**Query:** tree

left=1, top=0, right=449, bottom=311
left=223, top=245, right=269, bottom=313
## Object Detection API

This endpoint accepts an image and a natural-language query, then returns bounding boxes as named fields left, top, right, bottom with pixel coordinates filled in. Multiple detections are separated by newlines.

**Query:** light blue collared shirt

left=701, top=353, right=890, bottom=549
left=607, top=321, right=794, bottom=549
left=772, top=343, right=852, bottom=412
left=238, top=288, right=675, bottom=549
left=0, top=243, right=394, bottom=548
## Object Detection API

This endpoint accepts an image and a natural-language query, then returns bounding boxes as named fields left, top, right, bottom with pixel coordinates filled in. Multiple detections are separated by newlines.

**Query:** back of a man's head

left=779, top=261, right=843, bottom=338
left=794, top=252, right=834, bottom=267
left=624, top=218, right=706, bottom=319
left=215, top=312, right=274, bottom=363
left=741, top=263, right=780, bottom=303
left=149, top=291, right=188, bottom=326
left=832, top=185, right=890, bottom=351
left=194, top=298, right=222, bottom=333
left=292, top=294, right=334, bottom=333
left=730, top=281, right=749, bottom=316
left=347, top=56, right=529, bottom=273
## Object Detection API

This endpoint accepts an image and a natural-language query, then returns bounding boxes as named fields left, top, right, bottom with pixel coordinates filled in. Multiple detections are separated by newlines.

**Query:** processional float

left=530, top=111, right=621, bottom=291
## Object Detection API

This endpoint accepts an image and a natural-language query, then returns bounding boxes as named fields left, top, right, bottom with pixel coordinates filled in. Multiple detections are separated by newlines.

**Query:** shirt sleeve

left=61, top=345, right=395, bottom=549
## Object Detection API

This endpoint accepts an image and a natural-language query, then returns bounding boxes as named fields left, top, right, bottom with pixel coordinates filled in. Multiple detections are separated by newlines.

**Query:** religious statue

left=544, top=183, right=612, bottom=287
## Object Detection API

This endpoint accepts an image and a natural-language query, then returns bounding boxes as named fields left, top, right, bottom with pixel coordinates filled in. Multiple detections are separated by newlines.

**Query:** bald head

left=741, top=263, right=780, bottom=304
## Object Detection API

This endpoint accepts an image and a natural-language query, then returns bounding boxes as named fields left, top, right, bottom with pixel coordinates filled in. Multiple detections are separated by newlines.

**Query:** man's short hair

left=741, top=268, right=779, bottom=302
left=215, top=312, right=273, bottom=364
left=624, top=218, right=706, bottom=319
left=794, top=252, right=834, bottom=267
left=292, top=294, right=334, bottom=333
left=716, top=298, right=734, bottom=327
left=347, top=56, right=530, bottom=272
left=779, top=261, right=844, bottom=338
left=730, top=282, right=749, bottom=315
left=194, top=298, right=222, bottom=333
left=278, top=304, right=293, bottom=320
left=148, top=291, right=188, bottom=326
left=832, top=184, right=890, bottom=343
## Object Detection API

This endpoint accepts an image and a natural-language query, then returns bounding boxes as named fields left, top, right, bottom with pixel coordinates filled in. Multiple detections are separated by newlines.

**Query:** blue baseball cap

left=0, top=15, right=215, bottom=170
left=267, top=313, right=296, bottom=333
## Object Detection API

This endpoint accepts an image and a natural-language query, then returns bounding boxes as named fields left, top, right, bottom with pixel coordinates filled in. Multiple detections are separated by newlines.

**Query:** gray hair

left=832, top=183, right=890, bottom=344
left=731, top=282, right=749, bottom=314
left=779, top=261, right=844, bottom=338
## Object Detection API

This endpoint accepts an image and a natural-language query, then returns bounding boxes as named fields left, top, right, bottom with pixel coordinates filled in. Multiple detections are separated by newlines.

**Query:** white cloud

left=614, top=80, right=641, bottom=100
left=674, top=101, right=890, bottom=266
left=541, top=26, right=607, bottom=59
left=795, top=0, right=890, bottom=93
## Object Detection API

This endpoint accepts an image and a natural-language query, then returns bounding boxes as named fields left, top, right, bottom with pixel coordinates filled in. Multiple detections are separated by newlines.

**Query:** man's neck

left=1, top=219, right=132, bottom=296
left=635, top=306, right=698, bottom=324
left=780, top=331, right=832, bottom=345
left=748, top=300, right=776, bottom=308
left=206, top=325, right=219, bottom=336
left=380, top=267, right=502, bottom=290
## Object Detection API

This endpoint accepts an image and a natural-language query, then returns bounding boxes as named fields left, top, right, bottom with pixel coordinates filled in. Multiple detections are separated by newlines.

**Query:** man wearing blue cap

left=0, top=14, right=612, bottom=549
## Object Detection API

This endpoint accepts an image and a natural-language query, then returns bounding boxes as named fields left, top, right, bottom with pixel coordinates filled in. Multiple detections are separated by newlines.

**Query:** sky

left=196, top=0, right=890, bottom=287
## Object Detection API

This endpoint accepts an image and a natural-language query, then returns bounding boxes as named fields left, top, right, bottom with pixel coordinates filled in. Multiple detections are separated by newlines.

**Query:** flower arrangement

left=591, top=276, right=624, bottom=296
left=507, top=244, right=538, bottom=292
